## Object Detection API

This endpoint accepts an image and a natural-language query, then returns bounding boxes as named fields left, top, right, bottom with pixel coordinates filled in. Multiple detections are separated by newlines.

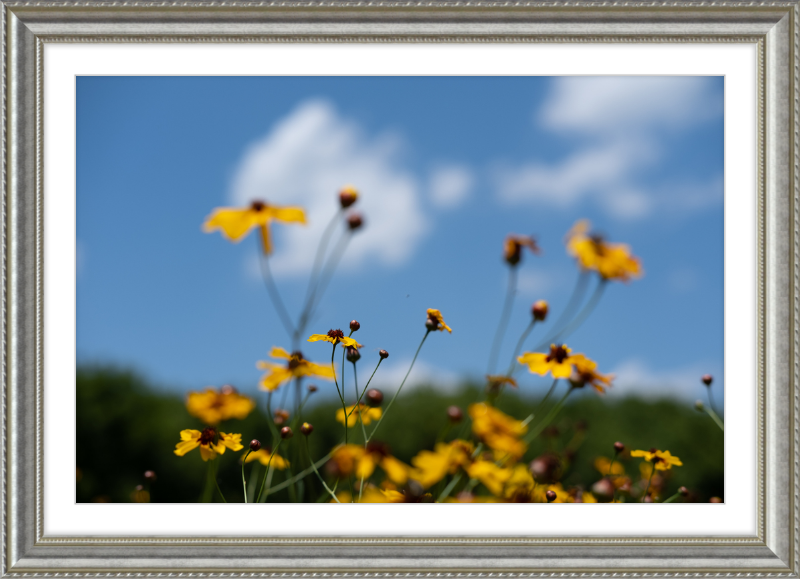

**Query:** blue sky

left=76, top=76, right=724, bottom=405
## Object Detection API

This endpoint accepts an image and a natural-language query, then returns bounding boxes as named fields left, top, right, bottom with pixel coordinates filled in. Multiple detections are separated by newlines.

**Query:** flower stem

left=438, top=473, right=463, bottom=502
left=353, top=363, right=368, bottom=445
left=241, top=449, right=252, bottom=503
left=256, top=238, right=295, bottom=339
left=505, top=319, right=536, bottom=377
left=367, top=330, right=431, bottom=442
left=331, top=344, right=348, bottom=447
left=487, top=266, right=518, bottom=375
left=347, top=358, right=384, bottom=418
left=304, top=438, right=340, bottom=503
left=307, top=231, right=352, bottom=322
left=536, top=378, right=560, bottom=414
left=256, top=439, right=282, bottom=504
left=263, top=451, right=333, bottom=498
left=642, top=466, right=656, bottom=502
left=704, top=405, right=725, bottom=431
left=536, top=270, right=589, bottom=349
left=661, top=492, right=682, bottom=503
left=525, top=385, right=573, bottom=443
left=548, top=278, right=607, bottom=345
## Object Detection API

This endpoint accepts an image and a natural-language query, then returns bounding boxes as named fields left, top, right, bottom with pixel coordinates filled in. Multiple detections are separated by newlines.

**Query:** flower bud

left=379, top=349, right=389, bottom=359
left=220, top=384, right=236, bottom=395
left=447, top=405, right=463, bottom=423
left=678, top=486, right=689, bottom=497
left=532, top=300, right=549, bottom=322
left=143, top=470, right=157, bottom=482
left=339, top=186, right=358, bottom=209
left=710, top=496, right=722, bottom=503
left=273, top=409, right=290, bottom=425
left=347, top=213, right=364, bottom=231
left=346, top=346, right=361, bottom=363
left=135, top=484, right=144, bottom=492
left=366, top=389, right=384, bottom=406
left=643, top=495, right=654, bottom=503
left=300, top=422, right=314, bottom=436
left=701, top=374, right=713, bottom=386
left=249, top=439, right=261, bottom=452
left=695, top=400, right=705, bottom=411
left=425, top=316, right=439, bottom=331
left=613, top=441, right=624, bottom=454
left=591, top=478, right=615, bottom=500
left=308, top=384, right=318, bottom=393
left=545, top=490, right=557, bottom=502
left=280, top=426, right=293, bottom=439
left=350, top=320, right=360, bottom=332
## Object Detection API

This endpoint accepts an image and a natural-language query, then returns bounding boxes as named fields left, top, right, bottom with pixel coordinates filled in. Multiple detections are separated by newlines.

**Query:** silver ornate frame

left=2, top=1, right=794, bottom=575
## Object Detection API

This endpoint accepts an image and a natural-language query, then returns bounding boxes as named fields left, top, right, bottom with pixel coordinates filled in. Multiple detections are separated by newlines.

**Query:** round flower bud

left=643, top=495, right=654, bottom=503
left=307, top=384, right=318, bottom=393
left=591, top=478, right=615, bottom=500
left=143, top=470, right=157, bottom=482
left=613, top=441, right=625, bottom=454
left=366, top=388, right=384, bottom=407
left=710, top=496, right=722, bottom=503
left=379, top=349, right=389, bottom=359
left=339, top=186, right=358, bottom=209
left=545, top=490, right=557, bottom=503
left=249, top=439, right=261, bottom=452
left=701, top=374, right=713, bottom=387
left=350, top=320, right=360, bottom=332
left=425, top=316, right=439, bottom=331
left=135, top=484, right=144, bottom=492
left=346, top=346, right=361, bottom=363
left=220, top=384, right=236, bottom=395
left=280, top=426, right=293, bottom=439
left=695, top=400, right=705, bottom=411
left=447, top=405, right=463, bottom=423
left=347, top=213, right=364, bottom=231
left=678, top=486, right=689, bottom=497
left=300, top=422, right=314, bottom=436
left=532, top=300, right=549, bottom=322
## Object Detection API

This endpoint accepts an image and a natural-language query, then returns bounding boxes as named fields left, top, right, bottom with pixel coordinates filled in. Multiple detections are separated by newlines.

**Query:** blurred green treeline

left=77, top=365, right=723, bottom=503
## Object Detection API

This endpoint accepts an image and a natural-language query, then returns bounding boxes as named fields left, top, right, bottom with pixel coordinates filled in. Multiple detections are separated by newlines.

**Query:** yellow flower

left=486, top=375, right=518, bottom=390
left=173, top=427, right=243, bottom=461
left=202, top=200, right=306, bottom=255
left=307, top=329, right=362, bottom=348
left=330, top=443, right=410, bottom=485
left=185, top=386, right=255, bottom=426
left=469, top=403, right=528, bottom=460
left=569, top=357, right=614, bottom=394
left=502, top=464, right=538, bottom=502
left=565, top=220, right=642, bottom=282
left=256, top=347, right=334, bottom=391
left=243, top=448, right=290, bottom=470
left=594, top=456, right=625, bottom=477
left=518, top=344, right=587, bottom=379
left=503, top=234, right=541, bottom=266
left=426, top=308, right=452, bottom=333
left=336, top=403, right=382, bottom=427
left=466, top=460, right=513, bottom=496
left=631, top=448, right=683, bottom=471
left=410, top=440, right=475, bottom=488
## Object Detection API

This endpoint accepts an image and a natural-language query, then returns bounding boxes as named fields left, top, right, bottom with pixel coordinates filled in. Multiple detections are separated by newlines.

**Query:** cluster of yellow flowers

left=166, top=185, right=721, bottom=504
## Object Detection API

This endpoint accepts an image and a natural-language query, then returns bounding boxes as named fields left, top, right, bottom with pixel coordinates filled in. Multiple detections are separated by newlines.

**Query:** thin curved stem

left=307, top=232, right=352, bottom=322
left=505, top=319, right=536, bottom=377
left=525, top=385, right=573, bottom=443
left=263, top=451, right=333, bottom=498
left=241, top=449, right=252, bottom=503
left=537, top=270, right=589, bottom=348
left=353, top=363, right=368, bottom=445
left=256, top=439, right=282, bottom=504
left=642, top=466, right=656, bottom=502
left=347, top=358, right=384, bottom=418
left=547, top=278, right=607, bottom=346
left=256, top=238, right=295, bottom=338
left=331, top=344, right=348, bottom=447
left=304, top=438, right=340, bottom=503
left=487, top=267, right=518, bottom=375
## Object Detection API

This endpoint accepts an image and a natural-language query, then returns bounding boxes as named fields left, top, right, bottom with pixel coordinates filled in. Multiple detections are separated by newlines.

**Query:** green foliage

left=77, top=366, right=723, bottom=503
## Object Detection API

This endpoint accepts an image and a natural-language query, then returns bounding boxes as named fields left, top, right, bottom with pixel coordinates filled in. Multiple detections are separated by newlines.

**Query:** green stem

left=241, top=449, right=252, bottom=503
left=438, top=473, right=463, bottom=502
left=353, top=363, right=368, bottom=446
left=550, top=278, right=606, bottom=344
left=263, top=451, right=333, bottom=498
left=256, top=439, right=282, bottom=504
left=367, top=330, right=431, bottom=442
left=505, top=319, right=536, bottom=377
left=487, top=266, right=518, bottom=375
left=304, top=438, right=340, bottom=502
left=347, top=358, right=384, bottom=418
left=661, top=492, right=682, bottom=503
left=331, top=344, right=348, bottom=447
left=536, top=378, right=560, bottom=414
left=525, top=386, right=573, bottom=443
left=704, top=405, right=725, bottom=431
left=642, top=465, right=656, bottom=502
left=212, top=460, right=226, bottom=503
left=256, top=238, right=295, bottom=339
left=535, top=271, right=589, bottom=350
left=307, top=232, right=352, bottom=320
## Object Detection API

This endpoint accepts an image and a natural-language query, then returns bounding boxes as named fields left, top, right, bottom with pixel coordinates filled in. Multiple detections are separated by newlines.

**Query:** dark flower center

left=590, top=234, right=606, bottom=255
left=199, top=427, right=217, bottom=446
left=545, top=345, right=569, bottom=364
left=250, top=200, right=266, bottom=212
left=288, top=351, right=304, bottom=370
left=327, top=329, right=345, bottom=343
left=366, top=441, right=390, bottom=457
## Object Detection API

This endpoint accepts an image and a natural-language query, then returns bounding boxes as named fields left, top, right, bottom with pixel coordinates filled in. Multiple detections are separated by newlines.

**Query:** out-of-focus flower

left=426, top=309, right=452, bottom=333
left=131, top=485, right=150, bottom=503
left=535, top=482, right=572, bottom=503
left=569, top=357, right=614, bottom=394
left=503, top=464, right=538, bottom=502
left=336, top=403, right=382, bottom=428
left=173, top=428, right=243, bottom=461
left=565, top=220, right=642, bottom=282
left=410, top=440, right=475, bottom=488
left=631, top=448, right=683, bottom=471
left=503, top=234, right=541, bottom=266
left=532, top=300, right=549, bottom=321
left=594, top=456, right=625, bottom=477
left=202, top=200, right=306, bottom=255
left=185, top=386, right=255, bottom=426
left=339, top=185, right=359, bottom=209
left=518, top=344, right=587, bottom=379
left=307, top=329, right=362, bottom=348
left=469, top=403, right=528, bottom=460
left=330, top=443, right=410, bottom=485
left=256, top=347, right=334, bottom=391
left=466, top=460, right=513, bottom=496
left=243, top=448, right=290, bottom=470
left=486, top=375, right=518, bottom=393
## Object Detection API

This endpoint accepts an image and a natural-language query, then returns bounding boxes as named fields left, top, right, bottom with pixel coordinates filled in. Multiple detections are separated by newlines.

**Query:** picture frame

left=3, top=0, right=794, bottom=574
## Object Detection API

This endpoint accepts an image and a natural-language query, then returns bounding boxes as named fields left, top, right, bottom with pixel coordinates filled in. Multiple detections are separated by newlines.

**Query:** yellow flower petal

left=202, top=208, right=262, bottom=242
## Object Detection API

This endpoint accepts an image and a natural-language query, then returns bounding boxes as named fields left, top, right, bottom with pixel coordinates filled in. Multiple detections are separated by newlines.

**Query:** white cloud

left=606, top=358, right=723, bottom=402
left=370, top=358, right=460, bottom=394
left=230, top=100, right=430, bottom=277
left=517, top=268, right=566, bottom=297
left=496, top=77, right=723, bottom=221
left=428, top=165, right=474, bottom=209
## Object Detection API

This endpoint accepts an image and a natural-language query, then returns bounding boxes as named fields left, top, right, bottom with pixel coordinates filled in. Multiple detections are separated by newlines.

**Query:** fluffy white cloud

left=428, top=165, right=474, bottom=209
left=230, top=100, right=430, bottom=277
left=606, top=358, right=723, bottom=402
left=371, top=358, right=460, bottom=394
left=496, top=77, right=723, bottom=221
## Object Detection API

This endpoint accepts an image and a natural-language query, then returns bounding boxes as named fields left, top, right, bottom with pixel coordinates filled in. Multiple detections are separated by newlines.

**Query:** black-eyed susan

left=307, top=329, right=362, bottom=348
left=174, top=427, right=243, bottom=461
left=256, top=347, right=334, bottom=391
left=469, top=403, right=528, bottom=460
left=243, top=448, right=290, bottom=470
left=330, top=442, right=410, bottom=485
left=631, top=448, right=683, bottom=471
left=336, top=403, right=382, bottom=428
left=518, top=344, right=587, bottom=379
left=565, top=219, right=642, bottom=282
left=409, top=439, right=475, bottom=489
left=185, top=386, right=255, bottom=426
left=569, top=357, right=614, bottom=394
left=426, top=308, right=452, bottom=333
left=503, top=234, right=541, bottom=266
left=203, top=200, right=306, bottom=255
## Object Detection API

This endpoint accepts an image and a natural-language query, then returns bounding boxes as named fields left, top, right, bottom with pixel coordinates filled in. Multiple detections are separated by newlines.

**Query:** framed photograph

left=4, top=0, right=795, bottom=575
